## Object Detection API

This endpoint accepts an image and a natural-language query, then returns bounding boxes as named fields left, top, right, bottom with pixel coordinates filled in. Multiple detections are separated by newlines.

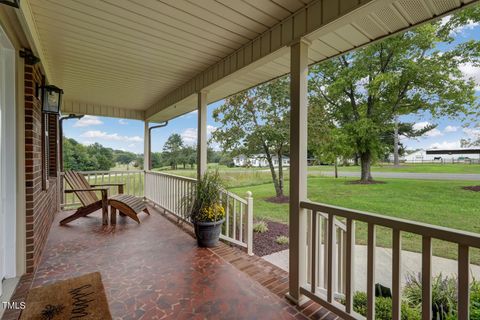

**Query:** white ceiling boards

left=18, top=0, right=478, bottom=121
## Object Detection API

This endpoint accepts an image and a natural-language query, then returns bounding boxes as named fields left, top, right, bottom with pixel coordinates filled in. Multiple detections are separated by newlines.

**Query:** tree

left=114, top=151, right=137, bottom=165
left=151, top=152, right=163, bottom=169
left=309, top=20, right=479, bottom=182
left=87, top=143, right=114, bottom=170
left=213, top=77, right=290, bottom=197
left=163, top=133, right=184, bottom=169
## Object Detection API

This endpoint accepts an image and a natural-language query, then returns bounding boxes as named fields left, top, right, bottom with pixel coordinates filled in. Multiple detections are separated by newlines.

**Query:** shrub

left=253, top=221, right=269, bottom=233
left=403, top=273, right=457, bottom=320
left=275, top=236, right=289, bottom=245
left=350, top=291, right=420, bottom=320
left=469, top=279, right=480, bottom=319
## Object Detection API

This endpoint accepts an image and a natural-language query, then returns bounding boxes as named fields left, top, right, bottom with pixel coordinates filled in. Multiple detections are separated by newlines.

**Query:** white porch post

left=144, top=121, right=150, bottom=171
left=287, top=39, right=309, bottom=304
left=197, top=91, right=208, bottom=179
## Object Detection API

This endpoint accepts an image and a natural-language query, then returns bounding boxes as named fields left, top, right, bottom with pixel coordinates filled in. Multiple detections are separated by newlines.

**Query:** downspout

left=147, top=121, right=168, bottom=170
left=59, top=114, right=84, bottom=172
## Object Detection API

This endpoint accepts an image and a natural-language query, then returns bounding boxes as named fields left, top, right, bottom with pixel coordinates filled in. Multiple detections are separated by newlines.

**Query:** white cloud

left=463, top=127, right=480, bottom=139
left=412, top=121, right=431, bottom=131
left=181, top=128, right=197, bottom=145
left=80, top=130, right=143, bottom=142
left=73, top=115, right=103, bottom=127
left=180, top=125, right=217, bottom=145
left=459, top=62, right=480, bottom=91
left=413, top=122, right=443, bottom=137
left=444, top=125, right=458, bottom=133
left=119, top=119, right=128, bottom=125
left=429, top=141, right=461, bottom=149
left=425, top=129, right=443, bottom=137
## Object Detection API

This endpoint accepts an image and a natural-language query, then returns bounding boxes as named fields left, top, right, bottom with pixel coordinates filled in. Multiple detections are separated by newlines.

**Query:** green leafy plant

left=275, top=236, right=289, bottom=245
left=348, top=291, right=420, bottom=320
left=403, top=273, right=457, bottom=320
left=253, top=221, right=269, bottom=233
left=183, top=170, right=225, bottom=222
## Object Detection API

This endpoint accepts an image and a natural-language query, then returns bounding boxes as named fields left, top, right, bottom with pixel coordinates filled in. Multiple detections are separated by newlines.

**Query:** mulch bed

left=462, top=186, right=480, bottom=192
left=253, top=220, right=289, bottom=257
left=265, top=195, right=290, bottom=203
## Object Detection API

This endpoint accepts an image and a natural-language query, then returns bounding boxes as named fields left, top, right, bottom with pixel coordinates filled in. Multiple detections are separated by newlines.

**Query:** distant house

left=233, top=154, right=290, bottom=167
left=403, top=148, right=480, bottom=163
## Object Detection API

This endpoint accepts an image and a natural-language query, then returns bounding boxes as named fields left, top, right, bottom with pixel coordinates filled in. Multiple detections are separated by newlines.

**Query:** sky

left=63, top=18, right=480, bottom=155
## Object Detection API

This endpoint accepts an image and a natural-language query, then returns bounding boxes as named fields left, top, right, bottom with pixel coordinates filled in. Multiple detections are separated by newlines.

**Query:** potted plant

left=184, top=170, right=225, bottom=247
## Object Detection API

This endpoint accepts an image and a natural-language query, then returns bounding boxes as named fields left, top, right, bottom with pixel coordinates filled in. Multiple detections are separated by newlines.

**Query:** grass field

left=154, top=163, right=480, bottom=178
left=230, top=177, right=480, bottom=263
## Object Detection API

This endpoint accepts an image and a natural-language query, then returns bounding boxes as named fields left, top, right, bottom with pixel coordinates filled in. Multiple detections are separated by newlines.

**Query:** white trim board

left=0, top=23, right=17, bottom=297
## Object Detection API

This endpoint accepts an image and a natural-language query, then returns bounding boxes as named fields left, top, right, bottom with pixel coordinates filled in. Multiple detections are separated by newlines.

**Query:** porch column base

left=285, top=292, right=310, bottom=306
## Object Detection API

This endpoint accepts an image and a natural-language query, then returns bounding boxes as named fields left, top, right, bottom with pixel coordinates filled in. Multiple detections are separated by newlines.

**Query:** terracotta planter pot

left=193, top=219, right=225, bottom=247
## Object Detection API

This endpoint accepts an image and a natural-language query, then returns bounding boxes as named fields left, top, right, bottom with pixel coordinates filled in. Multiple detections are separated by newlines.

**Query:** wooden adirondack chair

left=60, top=171, right=125, bottom=225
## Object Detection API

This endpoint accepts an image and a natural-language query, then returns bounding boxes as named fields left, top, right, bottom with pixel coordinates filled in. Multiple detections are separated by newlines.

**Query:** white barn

left=403, top=148, right=480, bottom=163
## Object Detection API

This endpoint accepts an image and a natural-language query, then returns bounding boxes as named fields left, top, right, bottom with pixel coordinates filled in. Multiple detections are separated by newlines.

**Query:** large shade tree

left=213, top=77, right=290, bottom=198
left=163, top=133, right=184, bottom=170
left=309, top=20, right=479, bottom=182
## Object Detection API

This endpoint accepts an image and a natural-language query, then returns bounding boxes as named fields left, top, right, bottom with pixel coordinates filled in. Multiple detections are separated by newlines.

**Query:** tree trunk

left=393, top=116, right=400, bottom=167
left=360, top=151, right=373, bottom=182
left=277, top=151, right=284, bottom=195
left=354, top=154, right=360, bottom=166
left=264, top=151, right=283, bottom=197
left=334, top=157, right=338, bottom=179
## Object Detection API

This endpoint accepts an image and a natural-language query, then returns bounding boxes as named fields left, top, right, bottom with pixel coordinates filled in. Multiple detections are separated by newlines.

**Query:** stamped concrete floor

left=6, top=207, right=311, bottom=320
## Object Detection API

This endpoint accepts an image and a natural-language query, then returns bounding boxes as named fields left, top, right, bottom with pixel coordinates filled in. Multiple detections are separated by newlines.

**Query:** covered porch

left=3, top=205, right=336, bottom=320
left=1, top=0, right=479, bottom=319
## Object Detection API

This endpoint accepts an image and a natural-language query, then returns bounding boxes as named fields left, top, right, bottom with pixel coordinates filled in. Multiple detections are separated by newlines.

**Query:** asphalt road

left=316, top=171, right=480, bottom=180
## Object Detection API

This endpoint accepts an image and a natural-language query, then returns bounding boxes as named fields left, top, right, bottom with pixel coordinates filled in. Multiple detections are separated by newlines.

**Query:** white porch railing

left=300, top=200, right=480, bottom=320
left=60, top=170, right=144, bottom=208
left=60, top=170, right=254, bottom=255
left=144, top=171, right=254, bottom=255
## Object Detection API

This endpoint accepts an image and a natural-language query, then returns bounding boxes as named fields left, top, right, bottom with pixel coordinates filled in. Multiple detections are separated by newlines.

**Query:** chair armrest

left=90, top=183, right=125, bottom=187
left=65, top=187, right=109, bottom=193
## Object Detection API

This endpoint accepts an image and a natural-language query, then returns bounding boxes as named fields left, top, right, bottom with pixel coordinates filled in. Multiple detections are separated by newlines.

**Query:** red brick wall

left=24, top=63, right=59, bottom=273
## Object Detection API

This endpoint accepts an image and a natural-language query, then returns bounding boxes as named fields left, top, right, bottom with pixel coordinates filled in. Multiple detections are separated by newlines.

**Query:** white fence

left=144, top=171, right=254, bottom=255
left=60, top=170, right=144, bottom=208
left=60, top=170, right=254, bottom=255
left=301, top=200, right=480, bottom=320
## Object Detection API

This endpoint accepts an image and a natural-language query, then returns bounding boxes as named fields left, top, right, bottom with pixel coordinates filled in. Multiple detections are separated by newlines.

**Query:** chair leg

left=111, top=207, right=117, bottom=225
left=143, top=207, right=150, bottom=215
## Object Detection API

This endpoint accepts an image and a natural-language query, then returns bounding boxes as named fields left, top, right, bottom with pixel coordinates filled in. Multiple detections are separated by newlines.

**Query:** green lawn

left=230, top=177, right=480, bottom=263
left=310, top=163, right=480, bottom=174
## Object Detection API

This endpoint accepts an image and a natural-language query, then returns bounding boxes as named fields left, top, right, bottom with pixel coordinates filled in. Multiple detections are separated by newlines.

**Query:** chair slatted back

left=64, top=171, right=99, bottom=206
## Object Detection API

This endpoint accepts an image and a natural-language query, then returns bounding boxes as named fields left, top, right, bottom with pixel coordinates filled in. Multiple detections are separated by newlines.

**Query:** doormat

left=19, top=272, right=112, bottom=320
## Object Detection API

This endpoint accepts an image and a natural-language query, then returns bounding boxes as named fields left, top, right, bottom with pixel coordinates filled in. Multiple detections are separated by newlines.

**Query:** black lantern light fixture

left=42, top=85, right=64, bottom=115
left=0, top=0, right=20, bottom=8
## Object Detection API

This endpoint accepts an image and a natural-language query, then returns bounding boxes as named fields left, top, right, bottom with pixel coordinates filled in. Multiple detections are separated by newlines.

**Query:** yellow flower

left=198, top=203, right=225, bottom=222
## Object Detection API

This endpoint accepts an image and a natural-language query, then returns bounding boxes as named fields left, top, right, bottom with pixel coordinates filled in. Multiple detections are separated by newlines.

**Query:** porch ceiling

left=18, top=0, right=478, bottom=121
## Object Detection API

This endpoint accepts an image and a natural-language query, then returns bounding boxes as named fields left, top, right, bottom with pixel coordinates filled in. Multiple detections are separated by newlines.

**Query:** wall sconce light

left=42, top=85, right=64, bottom=115
left=0, top=0, right=20, bottom=8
